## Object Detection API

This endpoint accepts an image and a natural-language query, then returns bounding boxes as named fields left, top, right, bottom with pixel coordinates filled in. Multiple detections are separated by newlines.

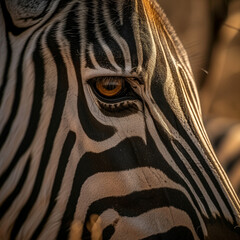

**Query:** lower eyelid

left=98, top=99, right=138, bottom=113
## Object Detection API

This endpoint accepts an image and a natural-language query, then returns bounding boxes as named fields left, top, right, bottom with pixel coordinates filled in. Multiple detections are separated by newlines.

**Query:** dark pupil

left=103, top=82, right=117, bottom=90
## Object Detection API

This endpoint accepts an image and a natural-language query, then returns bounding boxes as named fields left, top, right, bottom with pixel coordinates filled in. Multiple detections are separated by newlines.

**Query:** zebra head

left=0, top=0, right=240, bottom=239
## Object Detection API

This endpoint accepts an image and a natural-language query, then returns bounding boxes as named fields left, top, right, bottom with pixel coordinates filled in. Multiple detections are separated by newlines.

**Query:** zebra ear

left=4, top=0, right=50, bottom=28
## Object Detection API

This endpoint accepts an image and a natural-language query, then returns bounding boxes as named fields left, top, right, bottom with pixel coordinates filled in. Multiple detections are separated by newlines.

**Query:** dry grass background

left=200, top=0, right=240, bottom=120
left=158, top=0, right=240, bottom=120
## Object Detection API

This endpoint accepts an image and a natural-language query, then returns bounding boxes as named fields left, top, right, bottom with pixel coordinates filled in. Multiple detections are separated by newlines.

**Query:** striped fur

left=0, top=0, right=240, bottom=239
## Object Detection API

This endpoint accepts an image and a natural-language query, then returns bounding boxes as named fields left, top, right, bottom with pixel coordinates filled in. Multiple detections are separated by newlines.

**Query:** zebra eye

left=89, top=76, right=138, bottom=111
left=90, top=76, right=133, bottom=102
left=95, top=77, right=125, bottom=98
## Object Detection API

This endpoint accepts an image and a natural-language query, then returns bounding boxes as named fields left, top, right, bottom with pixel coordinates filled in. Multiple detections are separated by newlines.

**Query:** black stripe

left=84, top=1, right=98, bottom=69
left=97, top=0, right=125, bottom=69
left=82, top=188, right=200, bottom=239
left=108, top=0, right=139, bottom=70
left=88, top=0, right=117, bottom=71
left=102, top=225, right=115, bottom=239
left=57, top=131, right=203, bottom=240
left=0, top=156, right=31, bottom=219
left=121, top=0, right=139, bottom=69
left=10, top=22, right=69, bottom=239
left=141, top=226, right=194, bottom=240
left=93, top=41, right=117, bottom=71
left=0, top=40, right=23, bottom=151
left=64, top=4, right=116, bottom=141
left=30, top=131, right=76, bottom=240
left=84, top=1, right=116, bottom=71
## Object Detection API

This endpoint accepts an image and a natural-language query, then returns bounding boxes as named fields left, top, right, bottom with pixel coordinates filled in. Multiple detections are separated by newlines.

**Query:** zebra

left=0, top=0, right=240, bottom=239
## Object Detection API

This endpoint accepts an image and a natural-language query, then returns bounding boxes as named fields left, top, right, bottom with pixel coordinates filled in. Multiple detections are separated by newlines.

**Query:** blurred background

left=158, top=0, right=240, bottom=196
left=158, top=0, right=240, bottom=119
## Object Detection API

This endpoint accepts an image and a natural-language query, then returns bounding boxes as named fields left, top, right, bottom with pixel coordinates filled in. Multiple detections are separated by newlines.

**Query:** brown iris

left=95, top=77, right=125, bottom=98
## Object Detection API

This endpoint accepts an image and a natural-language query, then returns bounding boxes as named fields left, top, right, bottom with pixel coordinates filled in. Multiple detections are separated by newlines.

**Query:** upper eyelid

left=87, top=76, right=143, bottom=85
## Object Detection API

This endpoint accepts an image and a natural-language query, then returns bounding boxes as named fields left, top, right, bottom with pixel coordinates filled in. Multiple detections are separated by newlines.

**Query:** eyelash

left=98, top=99, right=136, bottom=112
